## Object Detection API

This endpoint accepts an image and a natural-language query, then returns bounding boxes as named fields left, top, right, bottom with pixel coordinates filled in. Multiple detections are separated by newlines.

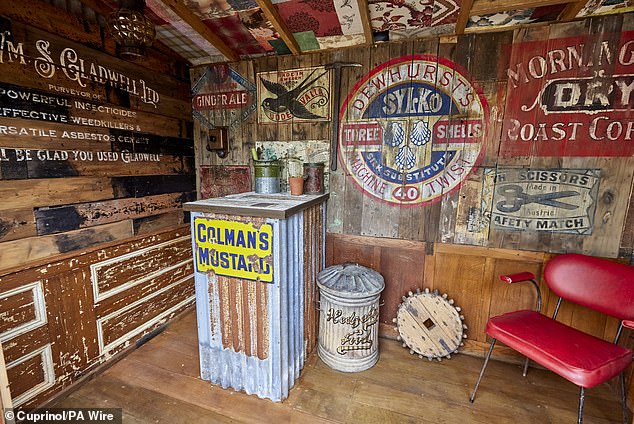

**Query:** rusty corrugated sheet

left=303, top=203, right=325, bottom=355
left=192, top=201, right=326, bottom=401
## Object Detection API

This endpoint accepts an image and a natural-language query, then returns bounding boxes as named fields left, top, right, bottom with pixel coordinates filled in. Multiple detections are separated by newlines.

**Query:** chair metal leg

left=470, top=339, right=496, bottom=403
left=522, top=357, right=530, bottom=377
left=620, top=372, right=629, bottom=424
left=578, top=387, right=585, bottom=424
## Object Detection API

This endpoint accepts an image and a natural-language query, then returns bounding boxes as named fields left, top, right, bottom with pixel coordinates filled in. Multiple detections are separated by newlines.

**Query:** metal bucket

left=303, top=162, right=325, bottom=194
left=254, top=160, right=280, bottom=194
left=316, top=263, right=385, bottom=372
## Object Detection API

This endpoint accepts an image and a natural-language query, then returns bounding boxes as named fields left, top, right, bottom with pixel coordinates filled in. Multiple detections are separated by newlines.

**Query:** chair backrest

left=544, top=253, right=634, bottom=321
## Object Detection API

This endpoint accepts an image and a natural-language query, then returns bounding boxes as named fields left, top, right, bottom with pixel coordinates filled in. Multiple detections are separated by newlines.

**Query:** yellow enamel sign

left=194, top=218, right=273, bottom=282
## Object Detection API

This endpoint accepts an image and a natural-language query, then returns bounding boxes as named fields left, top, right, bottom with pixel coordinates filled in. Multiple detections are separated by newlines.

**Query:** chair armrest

left=500, top=272, right=536, bottom=284
left=615, top=320, right=634, bottom=344
left=498, top=272, right=541, bottom=312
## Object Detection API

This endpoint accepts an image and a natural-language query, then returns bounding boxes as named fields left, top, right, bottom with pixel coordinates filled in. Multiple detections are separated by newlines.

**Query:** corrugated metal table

left=184, top=192, right=328, bottom=401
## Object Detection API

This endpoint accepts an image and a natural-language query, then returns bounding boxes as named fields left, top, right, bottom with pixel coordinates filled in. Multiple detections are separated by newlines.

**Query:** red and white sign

left=500, top=31, right=634, bottom=157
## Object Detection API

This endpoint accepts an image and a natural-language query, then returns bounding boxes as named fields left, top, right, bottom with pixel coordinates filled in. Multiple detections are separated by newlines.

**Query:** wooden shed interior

left=0, top=0, right=633, bottom=422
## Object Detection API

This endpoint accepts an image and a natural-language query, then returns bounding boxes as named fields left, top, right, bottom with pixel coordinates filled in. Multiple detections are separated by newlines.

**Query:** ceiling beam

left=470, top=0, right=576, bottom=16
left=357, top=0, right=373, bottom=45
left=256, top=0, right=301, bottom=55
left=159, top=0, right=239, bottom=62
left=76, top=0, right=116, bottom=17
left=558, top=0, right=586, bottom=21
left=455, top=0, right=474, bottom=35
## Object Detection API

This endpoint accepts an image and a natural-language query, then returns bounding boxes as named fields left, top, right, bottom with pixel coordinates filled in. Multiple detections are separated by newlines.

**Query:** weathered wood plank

left=0, top=220, right=133, bottom=271
left=6, top=349, right=46, bottom=400
left=35, top=192, right=190, bottom=235
left=0, top=148, right=193, bottom=180
left=0, top=208, right=36, bottom=242
left=1, top=325, right=49, bottom=365
left=0, top=289, right=37, bottom=334
left=91, top=236, right=191, bottom=296
left=133, top=211, right=186, bottom=236
left=0, top=177, right=114, bottom=211
left=96, top=261, right=193, bottom=318
left=99, top=281, right=194, bottom=350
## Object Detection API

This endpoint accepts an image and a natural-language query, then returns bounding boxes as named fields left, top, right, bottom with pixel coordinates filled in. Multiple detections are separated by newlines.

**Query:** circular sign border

left=337, top=54, right=491, bottom=209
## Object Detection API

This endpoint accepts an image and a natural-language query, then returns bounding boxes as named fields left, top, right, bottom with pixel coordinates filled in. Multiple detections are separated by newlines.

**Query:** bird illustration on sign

left=257, top=67, right=331, bottom=123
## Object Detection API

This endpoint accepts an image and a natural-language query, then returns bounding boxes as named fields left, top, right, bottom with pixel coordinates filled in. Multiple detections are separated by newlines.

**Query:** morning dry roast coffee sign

left=501, top=31, right=633, bottom=156
left=338, top=55, right=489, bottom=206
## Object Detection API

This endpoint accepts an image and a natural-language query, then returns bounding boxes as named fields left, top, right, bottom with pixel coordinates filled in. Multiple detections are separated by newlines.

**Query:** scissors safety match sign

left=491, top=168, right=600, bottom=235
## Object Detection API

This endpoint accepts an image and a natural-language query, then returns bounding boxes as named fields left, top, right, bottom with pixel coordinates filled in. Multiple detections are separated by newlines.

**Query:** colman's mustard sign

left=194, top=218, right=273, bottom=282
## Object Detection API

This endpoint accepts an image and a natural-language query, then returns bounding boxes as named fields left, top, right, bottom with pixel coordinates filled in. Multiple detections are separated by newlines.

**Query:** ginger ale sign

left=338, top=55, right=489, bottom=207
left=194, top=218, right=273, bottom=282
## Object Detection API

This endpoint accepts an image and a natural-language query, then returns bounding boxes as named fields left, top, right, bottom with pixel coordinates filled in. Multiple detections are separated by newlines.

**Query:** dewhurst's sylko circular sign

left=339, top=55, right=489, bottom=207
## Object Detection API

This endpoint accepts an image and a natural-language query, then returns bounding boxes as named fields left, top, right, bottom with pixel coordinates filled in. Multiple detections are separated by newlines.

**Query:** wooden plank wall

left=0, top=0, right=196, bottom=410
left=0, top=3, right=195, bottom=272
left=0, top=226, right=194, bottom=409
left=193, top=12, right=634, bottom=408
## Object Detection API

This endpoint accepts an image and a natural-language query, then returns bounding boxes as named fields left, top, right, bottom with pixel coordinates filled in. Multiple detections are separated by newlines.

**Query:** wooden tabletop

left=184, top=192, right=329, bottom=219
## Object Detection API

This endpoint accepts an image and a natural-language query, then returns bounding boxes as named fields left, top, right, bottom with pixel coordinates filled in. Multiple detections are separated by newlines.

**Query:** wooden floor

left=54, top=309, right=624, bottom=423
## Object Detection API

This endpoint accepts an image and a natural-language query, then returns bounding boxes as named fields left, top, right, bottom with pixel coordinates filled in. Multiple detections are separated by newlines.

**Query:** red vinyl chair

left=469, top=253, right=634, bottom=424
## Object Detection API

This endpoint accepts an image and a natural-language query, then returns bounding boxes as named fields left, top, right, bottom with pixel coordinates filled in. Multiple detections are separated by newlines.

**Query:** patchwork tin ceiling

left=103, top=0, right=632, bottom=63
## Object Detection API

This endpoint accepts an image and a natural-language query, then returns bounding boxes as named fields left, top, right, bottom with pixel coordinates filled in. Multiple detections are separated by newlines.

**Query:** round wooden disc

left=396, top=290, right=464, bottom=359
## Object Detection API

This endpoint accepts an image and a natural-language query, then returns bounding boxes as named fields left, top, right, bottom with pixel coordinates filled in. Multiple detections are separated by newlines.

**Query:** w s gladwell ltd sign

left=338, top=55, right=489, bottom=207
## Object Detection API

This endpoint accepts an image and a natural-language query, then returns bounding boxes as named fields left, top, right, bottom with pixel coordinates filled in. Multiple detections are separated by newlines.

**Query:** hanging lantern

left=107, top=0, right=156, bottom=61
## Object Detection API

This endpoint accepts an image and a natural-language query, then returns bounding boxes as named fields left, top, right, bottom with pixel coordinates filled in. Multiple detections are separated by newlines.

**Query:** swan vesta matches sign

left=257, top=66, right=332, bottom=123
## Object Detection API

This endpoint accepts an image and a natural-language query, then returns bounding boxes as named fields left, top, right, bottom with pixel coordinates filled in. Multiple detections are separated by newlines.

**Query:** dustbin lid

left=317, top=263, right=385, bottom=297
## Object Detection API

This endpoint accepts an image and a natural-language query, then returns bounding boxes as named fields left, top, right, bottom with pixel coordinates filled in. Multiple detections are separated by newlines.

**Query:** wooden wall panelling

left=8, top=22, right=189, bottom=102
left=0, top=177, right=113, bottom=211
left=403, top=38, right=444, bottom=242
left=276, top=53, right=295, bottom=145
left=0, top=1, right=189, bottom=81
left=0, top=208, right=36, bottom=243
left=377, top=239, right=426, bottom=324
left=325, top=47, right=359, bottom=235
left=581, top=157, right=633, bottom=258
left=45, top=268, right=99, bottom=385
left=430, top=246, right=489, bottom=347
left=309, top=50, right=331, bottom=144
left=326, top=233, right=564, bottom=361
left=359, top=43, right=400, bottom=239
left=0, top=221, right=133, bottom=272
left=0, top=1, right=108, bottom=54
left=0, top=226, right=194, bottom=408
left=434, top=36, right=468, bottom=245
left=0, top=3, right=195, bottom=405
left=0, top=341, right=11, bottom=422
left=255, top=55, right=281, bottom=144
left=1, top=26, right=191, bottom=123
left=619, top=179, right=634, bottom=258
left=90, top=236, right=191, bottom=302
left=34, top=193, right=189, bottom=235
left=0, top=15, right=195, bottom=271
left=340, top=47, right=369, bottom=237
left=230, top=59, right=252, bottom=168
left=0, top=274, right=55, bottom=408
left=190, top=66, right=209, bottom=173
left=132, top=211, right=185, bottom=236
left=510, top=23, right=589, bottom=254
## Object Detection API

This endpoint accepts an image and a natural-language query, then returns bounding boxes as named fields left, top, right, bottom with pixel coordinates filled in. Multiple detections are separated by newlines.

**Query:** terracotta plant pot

left=288, top=176, right=304, bottom=196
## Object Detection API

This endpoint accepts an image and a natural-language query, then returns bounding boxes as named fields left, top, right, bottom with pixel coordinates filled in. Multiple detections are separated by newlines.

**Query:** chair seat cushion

left=487, top=310, right=632, bottom=388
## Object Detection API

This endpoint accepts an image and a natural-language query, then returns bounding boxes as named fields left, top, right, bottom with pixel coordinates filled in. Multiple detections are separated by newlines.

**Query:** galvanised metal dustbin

left=316, top=263, right=385, bottom=372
